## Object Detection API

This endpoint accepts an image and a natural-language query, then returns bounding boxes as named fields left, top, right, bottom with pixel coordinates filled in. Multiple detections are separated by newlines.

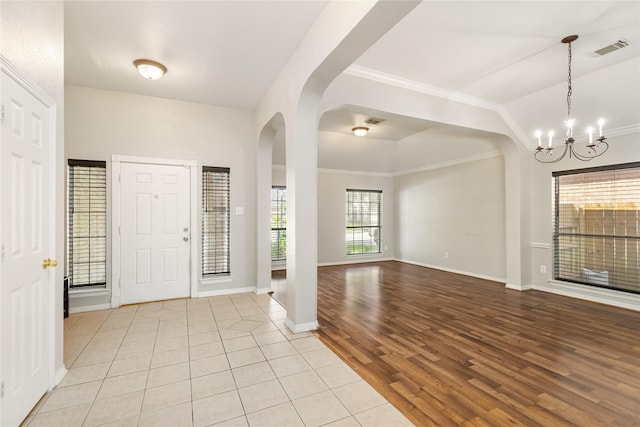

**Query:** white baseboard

left=534, top=280, right=640, bottom=311
left=110, top=296, right=120, bottom=308
left=284, top=318, right=318, bottom=333
left=255, top=287, right=273, bottom=295
left=505, top=283, right=533, bottom=291
left=70, top=303, right=112, bottom=314
left=53, top=366, right=68, bottom=389
left=395, top=258, right=506, bottom=283
left=318, top=257, right=393, bottom=267
left=198, top=286, right=256, bottom=298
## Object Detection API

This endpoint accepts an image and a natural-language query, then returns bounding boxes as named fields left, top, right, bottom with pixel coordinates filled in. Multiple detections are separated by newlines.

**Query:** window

left=553, top=162, right=640, bottom=294
left=202, top=167, right=231, bottom=276
left=271, top=186, right=286, bottom=261
left=346, top=189, right=382, bottom=255
left=67, top=160, right=107, bottom=288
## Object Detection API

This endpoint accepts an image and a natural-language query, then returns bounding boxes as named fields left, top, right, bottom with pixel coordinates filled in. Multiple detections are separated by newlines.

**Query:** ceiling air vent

left=594, top=39, right=629, bottom=56
left=364, top=117, right=385, bottom=125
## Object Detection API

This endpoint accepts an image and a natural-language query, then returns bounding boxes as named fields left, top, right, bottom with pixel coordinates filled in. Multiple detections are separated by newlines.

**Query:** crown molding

left=393, top=150, right=502, bottom=177
left=318, top=167, right=393, bottom=177
left=345, top=65, right=499, bottom=111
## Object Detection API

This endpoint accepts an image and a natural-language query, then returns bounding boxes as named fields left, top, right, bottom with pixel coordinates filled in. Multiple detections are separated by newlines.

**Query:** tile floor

left=22, top=293, right=413, bottom=427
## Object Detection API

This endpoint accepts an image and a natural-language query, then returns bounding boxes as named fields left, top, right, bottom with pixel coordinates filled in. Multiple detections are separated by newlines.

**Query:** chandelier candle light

left=534, top=35, right=608, bottom=163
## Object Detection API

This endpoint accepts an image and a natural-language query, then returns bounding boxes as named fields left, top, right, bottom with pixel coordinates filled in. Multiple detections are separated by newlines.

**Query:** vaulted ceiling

left=64, top=1, right=640, bottom=173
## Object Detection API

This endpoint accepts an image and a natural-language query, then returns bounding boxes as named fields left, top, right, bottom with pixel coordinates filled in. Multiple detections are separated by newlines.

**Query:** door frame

left=0, top=56, right=59, bottom=402
left=111, top=155, right=197, bottom=308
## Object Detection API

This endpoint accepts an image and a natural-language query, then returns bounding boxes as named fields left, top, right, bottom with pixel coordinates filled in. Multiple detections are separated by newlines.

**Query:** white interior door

left=1, top=70, right=51, bottom=426
left=120, top=163, right=191, bottom=304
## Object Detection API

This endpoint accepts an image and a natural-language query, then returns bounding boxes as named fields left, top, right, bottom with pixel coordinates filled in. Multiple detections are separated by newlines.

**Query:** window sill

left=69, top=287, right=110, bottom=298
left=346, top=253, right=384, bottom=258
left=200, top=276, right=233, bottom=287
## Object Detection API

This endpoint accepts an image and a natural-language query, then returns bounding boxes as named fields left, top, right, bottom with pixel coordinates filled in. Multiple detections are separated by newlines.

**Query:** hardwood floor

left=277, top=261, right=640, bottom=426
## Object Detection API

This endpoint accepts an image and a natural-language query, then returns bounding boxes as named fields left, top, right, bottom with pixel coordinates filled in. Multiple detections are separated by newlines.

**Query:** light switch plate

left=235, top=207, right=244, bottom=215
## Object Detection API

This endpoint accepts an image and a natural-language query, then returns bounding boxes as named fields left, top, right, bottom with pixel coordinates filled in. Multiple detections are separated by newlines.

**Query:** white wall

left=273, top=166, right=394, bottom=266
left=529, top=131, right=640, bottom=309
left=65, top=85, right=256, bottom=309
left=394, top=154, right=506, bottom=282
left=1, top=0, right=66, bottom=382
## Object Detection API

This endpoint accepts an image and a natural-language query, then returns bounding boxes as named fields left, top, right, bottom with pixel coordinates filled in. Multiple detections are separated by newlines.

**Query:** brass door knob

left=43, top=258, right=58, bottom=269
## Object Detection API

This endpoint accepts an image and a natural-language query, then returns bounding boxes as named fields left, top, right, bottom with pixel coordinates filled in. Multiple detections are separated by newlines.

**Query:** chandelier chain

left=567, top=41, right=572, bottom=119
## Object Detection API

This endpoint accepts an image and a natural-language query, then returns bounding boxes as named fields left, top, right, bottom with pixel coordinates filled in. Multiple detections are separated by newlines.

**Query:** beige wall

left=394, top=155, right=507, bottom=282
left=65, top=85, right=257, bottom=308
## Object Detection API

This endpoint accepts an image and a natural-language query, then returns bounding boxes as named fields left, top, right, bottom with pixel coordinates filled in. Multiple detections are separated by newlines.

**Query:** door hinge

left=1, top=243, right=4, bottom=262
left=1, top=380, right=5, bottom=398
left=1, top=104, right=5, bottom=123
left=118, top=174, right=121, bottom=183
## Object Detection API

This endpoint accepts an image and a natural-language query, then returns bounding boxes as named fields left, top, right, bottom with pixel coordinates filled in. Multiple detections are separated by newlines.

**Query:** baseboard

left=505, top=283, right=533, bottom=291
left=255, top=287, right=273, bottom=295
left=534, top=280, right=640, bottom=311
left=198, top=286, right=256, bottom=298
left=284, top=317, right=318, bottom=333
left=395, top=258, right=506, bottom=283
left=53, top=365, right=68, bottom=388
left=69, top=303, right=112, bottom=314
left=318, top=257, right=393, bottom=267
left=110, top=296, right=121, bottom=308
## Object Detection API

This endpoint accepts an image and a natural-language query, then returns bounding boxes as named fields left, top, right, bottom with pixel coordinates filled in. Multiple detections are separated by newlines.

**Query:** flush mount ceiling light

left=133, top=59, right=167, bottom=80
left=352, top=126, right=369, bottom=137
left=534, top=35, right=608, bottom=163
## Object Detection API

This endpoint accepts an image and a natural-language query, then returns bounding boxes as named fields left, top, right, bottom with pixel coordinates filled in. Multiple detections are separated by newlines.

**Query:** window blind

left=346, top=189, right=382, bottom=255
left=553, top=162, right=640, bottom=294
left=271, top=186, right=286, bottom=261
left=202, top=166, right=230, bottom=276
left=67, top=159, right=107, bottom=288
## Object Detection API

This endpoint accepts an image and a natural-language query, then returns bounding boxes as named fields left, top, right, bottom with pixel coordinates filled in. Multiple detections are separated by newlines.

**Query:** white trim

left=69, top=303, right=112, bottom=314
left=1, top=56, right=59, bottom=393
left=199, top=276, right=233, bottom=287
left=393, top=151, right=502, bottom=177
left=505, top=283, right=533, bottom=291
left=111, top=155, right=197, bottom=308
left=284, top=318, right=318, bottom=333
left=318, top=257, right=393, bottom=267
left=69, top=288, right=109, bottom=297
left=111, top=154, right=197, bottom=167
left=395, top=258, right=506, bottom=284
left=198, top=286, right=256, bottom=298
left=345, top=65, right=498, bottom=110
left=53, top=366, right=68, bottom=389
left=272, top=164, right=285, bottom=170
left=255, top=287, right=273, bottom=295
left=318, top=167, right=393, bottom=178
left=530, top=242, right=551, bottom=249
left=534, top=280, right=640, bottom=311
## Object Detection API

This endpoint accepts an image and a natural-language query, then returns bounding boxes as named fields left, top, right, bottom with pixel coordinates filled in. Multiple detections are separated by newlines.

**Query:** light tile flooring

left=22, top=293, right=413, bottom=427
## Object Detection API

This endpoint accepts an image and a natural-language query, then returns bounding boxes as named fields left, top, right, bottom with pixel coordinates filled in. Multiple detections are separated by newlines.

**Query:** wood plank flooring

left=276, top=261, right=640, bottom=426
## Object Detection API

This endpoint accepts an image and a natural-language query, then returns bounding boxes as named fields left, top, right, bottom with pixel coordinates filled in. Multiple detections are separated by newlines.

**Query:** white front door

left=120, top=163, right=191, bottom=304
left=1, top=70, right=51, bottom=426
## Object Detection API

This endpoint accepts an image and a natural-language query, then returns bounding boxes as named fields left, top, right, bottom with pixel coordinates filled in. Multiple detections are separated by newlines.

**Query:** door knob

left=43, top=258, right=58, bottom=269
left=183, top=237, right=189, bottom=242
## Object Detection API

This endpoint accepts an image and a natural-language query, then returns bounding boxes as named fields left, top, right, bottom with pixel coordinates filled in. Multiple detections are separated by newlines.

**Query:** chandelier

left=534, top=35, right=608, bottom=163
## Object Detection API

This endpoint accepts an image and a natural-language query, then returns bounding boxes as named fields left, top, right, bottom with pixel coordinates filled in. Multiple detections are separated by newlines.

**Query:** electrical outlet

left=540, top=265, right=547, bottom=274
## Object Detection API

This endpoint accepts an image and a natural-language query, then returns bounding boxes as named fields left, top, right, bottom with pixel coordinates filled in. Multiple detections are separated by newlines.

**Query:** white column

left=284, top=109, right=318, bottom=332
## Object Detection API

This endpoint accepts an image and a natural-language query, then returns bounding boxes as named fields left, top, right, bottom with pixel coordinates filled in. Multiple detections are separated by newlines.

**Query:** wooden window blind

left=202, top=166, right=230, bottom=276
left=553, top=162, right=640, bottom=294
left=346, top=189, right=382, bottom=255
left=67, top=159, right=107, bottom=288
left=271, top=186, right=286, bottom=261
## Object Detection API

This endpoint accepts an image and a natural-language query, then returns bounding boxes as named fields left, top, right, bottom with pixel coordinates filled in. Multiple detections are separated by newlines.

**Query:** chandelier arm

left=534, top=143, right=569, bottom=164
left=570, top=141, right=609, bottom=161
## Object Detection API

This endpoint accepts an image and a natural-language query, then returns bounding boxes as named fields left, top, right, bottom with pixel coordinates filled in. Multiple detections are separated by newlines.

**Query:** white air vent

left=594, top=39, right=630, bottom=56
left=364, top=117, right=385, bottom=125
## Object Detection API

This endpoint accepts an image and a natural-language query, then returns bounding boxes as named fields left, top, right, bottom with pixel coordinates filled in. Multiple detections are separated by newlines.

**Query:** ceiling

left=64, top=1, right=640, bottom=172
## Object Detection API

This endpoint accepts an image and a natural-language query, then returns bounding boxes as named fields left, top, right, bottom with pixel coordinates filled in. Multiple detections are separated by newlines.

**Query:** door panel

left=1, top=72, right=50, bottom=427
left=120, top=163, right=190, bottom=304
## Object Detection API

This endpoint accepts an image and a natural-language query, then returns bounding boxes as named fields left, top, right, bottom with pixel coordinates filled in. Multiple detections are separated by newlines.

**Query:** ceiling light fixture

left=133, top=59, right=167, bottom=80
left=534, top=35, right=608, bottom=163
left=352, top=126, right=369, bottom=137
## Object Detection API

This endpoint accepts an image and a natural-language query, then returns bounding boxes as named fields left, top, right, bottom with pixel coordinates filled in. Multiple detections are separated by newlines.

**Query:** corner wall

left=394, top=155, right=507, bottom=282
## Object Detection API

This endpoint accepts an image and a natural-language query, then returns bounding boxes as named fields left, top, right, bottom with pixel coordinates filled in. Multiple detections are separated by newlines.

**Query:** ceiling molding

left=318, top=167, right=393, bottom=177
left=345, top=65, right=499, bottom=111
left=393, top=150, right=503, bottom=177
